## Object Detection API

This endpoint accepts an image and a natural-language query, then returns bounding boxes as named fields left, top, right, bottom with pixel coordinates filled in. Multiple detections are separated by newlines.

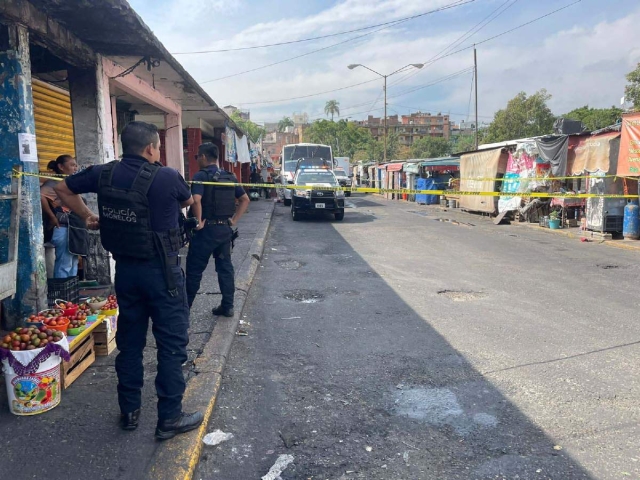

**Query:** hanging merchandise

left=236, top=135, right=251, bottom=163
left=225, top=126, right=237, bottom=164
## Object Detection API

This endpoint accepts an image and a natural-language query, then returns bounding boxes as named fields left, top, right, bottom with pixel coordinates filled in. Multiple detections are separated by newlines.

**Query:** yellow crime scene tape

left=13, top=169, right=640, bottom=199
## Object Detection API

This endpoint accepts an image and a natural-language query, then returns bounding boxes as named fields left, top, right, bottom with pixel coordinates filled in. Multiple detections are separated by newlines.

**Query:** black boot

left=120, top=409, right=141, bottom=431
left=155, top=411, right=204, bottom=440
left=212, top=305, right=234, bottom=317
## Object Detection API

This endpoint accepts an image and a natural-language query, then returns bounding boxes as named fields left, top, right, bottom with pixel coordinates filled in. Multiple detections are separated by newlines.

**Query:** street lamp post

left=348, top=63, right=424, bottom=163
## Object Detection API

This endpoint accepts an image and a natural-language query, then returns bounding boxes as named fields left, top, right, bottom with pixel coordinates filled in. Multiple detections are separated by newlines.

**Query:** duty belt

left=207, top=218, right=231, bottom=225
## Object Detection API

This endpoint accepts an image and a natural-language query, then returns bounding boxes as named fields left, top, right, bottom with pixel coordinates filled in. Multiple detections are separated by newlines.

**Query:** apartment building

left=357, top=112, right=451, bottom=146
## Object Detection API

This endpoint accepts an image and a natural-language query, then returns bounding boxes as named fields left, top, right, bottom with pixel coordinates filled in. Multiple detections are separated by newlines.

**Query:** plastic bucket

left=2, top=353, right=62, bottom=416
left=549, top=219, right=561, bottom=229
left=448, top=199, right=457, bottom=208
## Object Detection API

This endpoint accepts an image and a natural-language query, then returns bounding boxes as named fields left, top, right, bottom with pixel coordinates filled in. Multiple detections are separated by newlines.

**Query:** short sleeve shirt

left=191, top=165, right=246, bottom=198
left=65, top=155, right=191, bottom=231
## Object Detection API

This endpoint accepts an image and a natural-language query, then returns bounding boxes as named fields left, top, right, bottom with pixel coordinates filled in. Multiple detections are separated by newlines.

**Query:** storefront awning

left=386, top=163, right=404, bottom=172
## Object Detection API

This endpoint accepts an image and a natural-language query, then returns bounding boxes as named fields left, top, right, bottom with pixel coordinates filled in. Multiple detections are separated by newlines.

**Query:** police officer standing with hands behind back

left=54, top=121, right=204, bottom=440
left=186, top=142, right=249, bottom=316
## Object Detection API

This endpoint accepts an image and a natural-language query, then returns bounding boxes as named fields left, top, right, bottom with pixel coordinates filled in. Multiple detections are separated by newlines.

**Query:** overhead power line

left=305, top=67, right=474, bottom=119
left=389, top=0, right=520, bottom=88
left=173, top=1, right=475, bottom=55
left=228, top=1, right=579, bottom=109
left=199, top=0, right=474, bottom=84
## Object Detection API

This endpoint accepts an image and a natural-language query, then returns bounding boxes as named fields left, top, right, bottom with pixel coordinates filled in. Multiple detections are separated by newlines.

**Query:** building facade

left=358, top=112, right=451, bottom=146
left=0, top=0, right=245, bottom=327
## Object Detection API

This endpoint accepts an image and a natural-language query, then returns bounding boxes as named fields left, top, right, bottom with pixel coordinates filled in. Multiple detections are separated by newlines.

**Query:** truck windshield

left=296, top=172, right=338, bottom=185
left=283, top=145, right=332, bottom=172
left=333, top=168, right=347, bottom=177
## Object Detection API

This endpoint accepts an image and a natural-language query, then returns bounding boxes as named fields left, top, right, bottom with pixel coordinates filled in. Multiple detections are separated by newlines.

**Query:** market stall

left=569, top=131, right=625, bottom=233
left=459, top=148, right=509, bottom=214
left=1, top=293, right=118, bottom=415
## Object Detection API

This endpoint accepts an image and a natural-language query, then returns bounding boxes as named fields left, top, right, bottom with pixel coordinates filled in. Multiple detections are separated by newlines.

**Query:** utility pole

left=383, top=75, right=388, bottom=163
left=474, top=46, right=479, bottom=150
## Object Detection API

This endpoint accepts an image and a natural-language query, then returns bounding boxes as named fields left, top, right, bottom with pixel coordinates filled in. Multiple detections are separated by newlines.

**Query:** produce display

left=101, top=295, right=118, bottom=311
left=1, top=326, right=64, bottom=351
left=43, top=316, right=69, bottom=328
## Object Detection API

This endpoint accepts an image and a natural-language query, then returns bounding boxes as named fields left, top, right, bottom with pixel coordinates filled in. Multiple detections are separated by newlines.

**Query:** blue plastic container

left=623, top=200, right=639, bottom=239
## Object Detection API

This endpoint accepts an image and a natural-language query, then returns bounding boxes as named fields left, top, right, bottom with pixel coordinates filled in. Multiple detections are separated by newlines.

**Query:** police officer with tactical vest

left=54, top=121, right=204, bottom=440
left=186, top=142, right=249, bottom=315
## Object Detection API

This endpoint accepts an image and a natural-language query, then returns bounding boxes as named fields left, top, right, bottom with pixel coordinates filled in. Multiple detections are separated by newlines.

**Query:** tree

left=410, top=137, right=451, bottom=159
left=451, top=134, right=477, bottom=153
left=366, top=132, right=399, bottom=162
left=304, top=119, right=371, bottom=160
left=277, top=116, right=294, bottom=132
left=625, top=63, right=640, bottom=110
left=230, top=111, right=265, bottom=143
left=564, top=105, right=622, bottom=131
left=483, top=90, right=555, bottom=143
left=324, top=100, right=340, bottom=121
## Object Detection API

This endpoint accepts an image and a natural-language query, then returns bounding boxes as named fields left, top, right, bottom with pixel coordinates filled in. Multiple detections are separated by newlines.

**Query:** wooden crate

left=61, top=333, right=95, bottom=389
left=94, top=330, right=117, bottom=356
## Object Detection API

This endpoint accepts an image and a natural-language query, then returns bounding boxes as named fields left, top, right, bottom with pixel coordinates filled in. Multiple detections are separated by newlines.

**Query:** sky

left=128, top=0, right=640, bottom=125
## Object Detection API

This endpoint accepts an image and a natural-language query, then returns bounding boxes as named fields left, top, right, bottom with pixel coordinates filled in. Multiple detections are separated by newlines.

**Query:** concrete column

left=0, top=24, right=47, bottom=328
left=164, top=113, right=184, bottom=175
left=67, top=57, right=113, bottom=285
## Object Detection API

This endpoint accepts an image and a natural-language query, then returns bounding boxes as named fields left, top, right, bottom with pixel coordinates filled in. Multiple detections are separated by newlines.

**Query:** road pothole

left=283, top=290, right=325, bottom=303
left=438, top=290, right=487, bottom=301
left=597, top=264, right=621, bottom=270
left=275, top=260, right=305, bottom=270
left=434, top=218, right=475, bottom=227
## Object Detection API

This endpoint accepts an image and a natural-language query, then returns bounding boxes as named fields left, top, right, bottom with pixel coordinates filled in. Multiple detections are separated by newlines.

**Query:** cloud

left=130, top=0, right=640, bottom=123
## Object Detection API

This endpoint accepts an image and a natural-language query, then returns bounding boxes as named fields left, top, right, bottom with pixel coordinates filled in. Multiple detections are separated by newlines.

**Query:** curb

left=513, top=221, right=640, bottom=252
left=146, top=201, right=275, bottom=480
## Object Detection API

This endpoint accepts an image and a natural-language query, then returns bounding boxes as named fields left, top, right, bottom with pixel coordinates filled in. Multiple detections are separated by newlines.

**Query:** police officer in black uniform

left=186, top=142, right=249, bottom=316
left=54, top=121, right=204, bottom=440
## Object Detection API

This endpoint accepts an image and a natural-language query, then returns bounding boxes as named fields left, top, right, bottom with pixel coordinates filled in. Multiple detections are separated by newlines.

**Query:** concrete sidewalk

left=0, top=197, right=275, bottom=480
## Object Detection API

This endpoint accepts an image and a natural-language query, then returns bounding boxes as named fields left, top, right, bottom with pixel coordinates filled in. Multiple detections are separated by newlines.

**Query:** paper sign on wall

left=18, top=133, right=38, bottom=162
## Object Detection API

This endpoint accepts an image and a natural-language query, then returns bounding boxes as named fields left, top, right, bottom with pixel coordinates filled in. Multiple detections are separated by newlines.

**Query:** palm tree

left=324, top=100, right=340, bottom=121
left=278, top=116, right=294, bottom=132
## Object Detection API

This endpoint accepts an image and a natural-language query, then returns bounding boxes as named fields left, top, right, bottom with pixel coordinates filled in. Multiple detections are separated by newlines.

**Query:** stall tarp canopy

left=536, top=135, right=568, bottom=176
left=459, top=148, right=508, bottom=214
left=386, top=163, right=404, bottom=172
left=617, top=113, right=640, bottom=176
left=403, top=163, right=420, bottom=174
left=568, top=132, right=620, bottom=175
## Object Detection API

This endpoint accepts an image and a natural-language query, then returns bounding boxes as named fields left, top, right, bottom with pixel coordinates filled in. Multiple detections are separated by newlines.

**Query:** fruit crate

left=93, top=315, right=117, bottom=357
left=47, top=276, right=79, bottom=307
left=94, top=332, right=117, bottom=356
left=61, top=333, right=95, bottom=389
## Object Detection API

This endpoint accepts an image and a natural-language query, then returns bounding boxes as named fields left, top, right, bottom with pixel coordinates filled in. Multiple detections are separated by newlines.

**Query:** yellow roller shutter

left=32, top=78, right=76, bottom=172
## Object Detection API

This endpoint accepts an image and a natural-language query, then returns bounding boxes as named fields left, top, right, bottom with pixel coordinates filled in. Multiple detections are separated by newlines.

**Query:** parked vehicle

left=291, top=169, right=345, bottom=222
left=334, top=157, right=350, bottom=175
left=332, top=167, right=352, bottom=196
left=278, top=143, right=333, bottom=206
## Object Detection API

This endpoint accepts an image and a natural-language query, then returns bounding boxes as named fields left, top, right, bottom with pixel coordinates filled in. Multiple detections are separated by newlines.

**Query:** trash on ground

left=553, top=445, right=563, bottom=451
left=365, top=446, right=373, bottom=452
left=262, top=454, right=294, bottom=480
left=281, top=316, right=301, bottom=320
left=202, top=430, right=233, bottom=446
left=236, top=330, right=249, bottom=336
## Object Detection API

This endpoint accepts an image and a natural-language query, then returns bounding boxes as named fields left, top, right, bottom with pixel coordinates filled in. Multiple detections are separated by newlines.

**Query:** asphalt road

left=195, top=194, right=640, bottom=480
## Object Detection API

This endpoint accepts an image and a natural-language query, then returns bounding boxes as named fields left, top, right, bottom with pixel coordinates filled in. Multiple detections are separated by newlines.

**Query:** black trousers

left=185, top=224, right=235, bottom=309
left=114, top=256, right=189, bottom=420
